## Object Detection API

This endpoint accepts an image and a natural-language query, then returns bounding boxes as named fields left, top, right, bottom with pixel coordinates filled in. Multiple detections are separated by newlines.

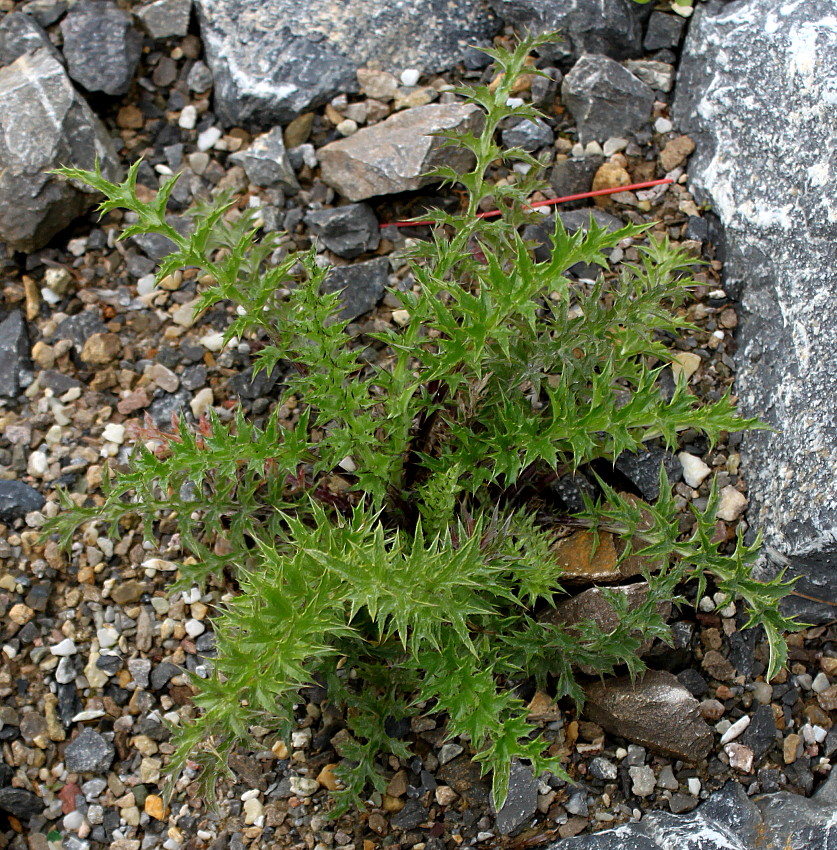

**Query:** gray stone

left=0, top=49, right=121, bottom=251
left=643, top=12, right=686, bottom=52
left=523, top=208, right=624, bottom=265
left=0, top=11, right=60, bottom=66
left=135, top=0, right=192, bottom=39
left=150, top=661, right=180, bottom=690
left=562, top=54, right=654, bottom=144
left=321, top=257, right=389, bottom=322
left=60, top=1, right=142, bottom=96
left=614, top=446, right=682, bottom=501
left=186, top=59, right=212, bottom=93
left=501, top=117, right=554, bottom=152
left=672, top=0, right=837, bottom=625
left=0, top=479, right=45, bottom=521
left=583, top=670, right=713, bottom=763
left=493, top=760, right=538, bottom=836
left=319, top=103, right=483, bottom=202
left=229, top=127, right=299, bottom=192
left=64, top=729, right=115, bottom=773
left=20, top=0, right=68, bottom=28
left=305, top=203, right=380, bottom=259
left=487, top=0, right=647, bottom=62
left=0, top=786, right=44, bottom=819
left=0, top=311, right=32, bottom=399
left=550, top=156, right=603, bottom=202
left=194, top=0, right=499, bottom=126
left=54, top=311, right=107, bottom=352
left=623, top=60, right=675, bottom=93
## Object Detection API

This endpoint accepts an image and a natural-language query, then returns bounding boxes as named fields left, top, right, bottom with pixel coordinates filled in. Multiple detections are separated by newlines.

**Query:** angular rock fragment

left=643, top=12, right=686, bottom=51
left=0, top=11, right=60, bottom=66
left=135, top=0, right=192, bottom=39
left=0, top=480, right=45, bottom=523
left=583, top=670, right=713, bottom=762
left=319, top=104, right=483, bottom=202
left=195, top=0, right=498, bottom=126
left=63, top=728, right=115, bottom=773
left=493, top=760, right=538, bottom=836
left=614, top=446, right=682, bottom=502
left=229, top=127, right=299, bottom=193
left=0, top=310, right=32, bottom=399
left=321, top=257, right=389, bottom=322
left=562, top=54, right=654, bottom=143
left=0, top=49, right=121, bottom=251
left=487, top=0, right=647, bottom=61
left=305, top=203, right=380, bottom=259
left=60, top=1, right=141, bottom=96
left=0, top=786, right=44, bottom=819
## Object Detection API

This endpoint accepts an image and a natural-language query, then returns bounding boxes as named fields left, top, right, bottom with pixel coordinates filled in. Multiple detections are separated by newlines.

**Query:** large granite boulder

left=0, top=48, right=121, bottom=251
left=487, top=0, right=648, bottom=62
left=194, top=0, right=500, bottom=127
left=673, top=0, right=837, bottom=623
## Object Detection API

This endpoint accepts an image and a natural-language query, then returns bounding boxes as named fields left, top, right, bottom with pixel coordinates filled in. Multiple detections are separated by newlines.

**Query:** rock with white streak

left=0, top=48, right=121, bottom=251
left=673, top=0, right=837, bottom=624
left=194, top=0, right=498, bottom=126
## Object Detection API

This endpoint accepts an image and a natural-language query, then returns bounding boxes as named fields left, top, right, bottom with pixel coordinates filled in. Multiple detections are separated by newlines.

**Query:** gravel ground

left=1, top=11, right=836, bottom=850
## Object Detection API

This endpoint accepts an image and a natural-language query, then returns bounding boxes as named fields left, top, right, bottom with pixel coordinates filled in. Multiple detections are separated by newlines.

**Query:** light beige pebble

left=716, top=485, right=748, bottom=521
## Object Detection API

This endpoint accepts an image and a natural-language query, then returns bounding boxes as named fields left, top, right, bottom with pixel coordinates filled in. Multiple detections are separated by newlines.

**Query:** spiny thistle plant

left=47, top=35, right=798, bottom=815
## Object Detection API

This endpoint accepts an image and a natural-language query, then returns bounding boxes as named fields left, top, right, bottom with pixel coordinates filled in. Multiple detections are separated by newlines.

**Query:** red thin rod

left=379, top=178, right=674, bottom=228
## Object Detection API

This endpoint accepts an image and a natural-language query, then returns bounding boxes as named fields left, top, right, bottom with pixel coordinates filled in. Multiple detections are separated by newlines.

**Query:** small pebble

left=720, top=714, right=751, bottom=744
left=197, top=126, right=222, bottom=151
left=179, top=105, right=197, bottom=130
left=336, top=118, right=358, bottom=136
left=655, top=117, right=674, bottom=134
left=812, top=672, right=831, bottom=693
left=400, top=68, right=421, bottom=86
left=679, top=452, right=712, bottom=488
left=51, top=638, right=77, bottom=657
left=687, top=778, right=701, bottom=796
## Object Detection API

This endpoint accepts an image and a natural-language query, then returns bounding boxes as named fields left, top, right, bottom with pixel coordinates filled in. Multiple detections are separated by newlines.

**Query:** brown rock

left=783, top=732, right=801, bottom=764
left=699, top=698, right=725, bottom=721
left=583, top=670, right=713, bottom=762
left=382, top=794, right=405, bottom=813
left=368, top=811, right=388, bottom=835
left=116, top=105, right=144, bottom=129
left=386, top=769, right=408, bottom=797
left=592, top=162, right=631, bottom=207
left=702, top=649, right=736, bottom=682
left=559, top=817, right=589, bottom=839
left=111, top=579, right=145, bottom=605
left=318, top=103, right=483, bottom=202
left=660, top=135, right=696, bottom=172
left=80, top=332, right=121, bottom=366
left=817, top=684, right=837, bottom=711
left=283, top=112, right=314, bottom=148
left=543, top=581, right=670, bottom=663
left=316, top=763, right=341, bottom=792
left=552, top=525, right=659, bottom=582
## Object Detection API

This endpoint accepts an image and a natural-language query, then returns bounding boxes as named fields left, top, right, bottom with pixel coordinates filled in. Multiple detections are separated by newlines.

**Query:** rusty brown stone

left=583, top=670, right=713, bottom=763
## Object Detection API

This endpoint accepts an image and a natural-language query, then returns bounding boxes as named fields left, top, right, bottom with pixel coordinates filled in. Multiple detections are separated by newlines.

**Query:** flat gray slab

left=673, top=0, right=837, bottom=623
